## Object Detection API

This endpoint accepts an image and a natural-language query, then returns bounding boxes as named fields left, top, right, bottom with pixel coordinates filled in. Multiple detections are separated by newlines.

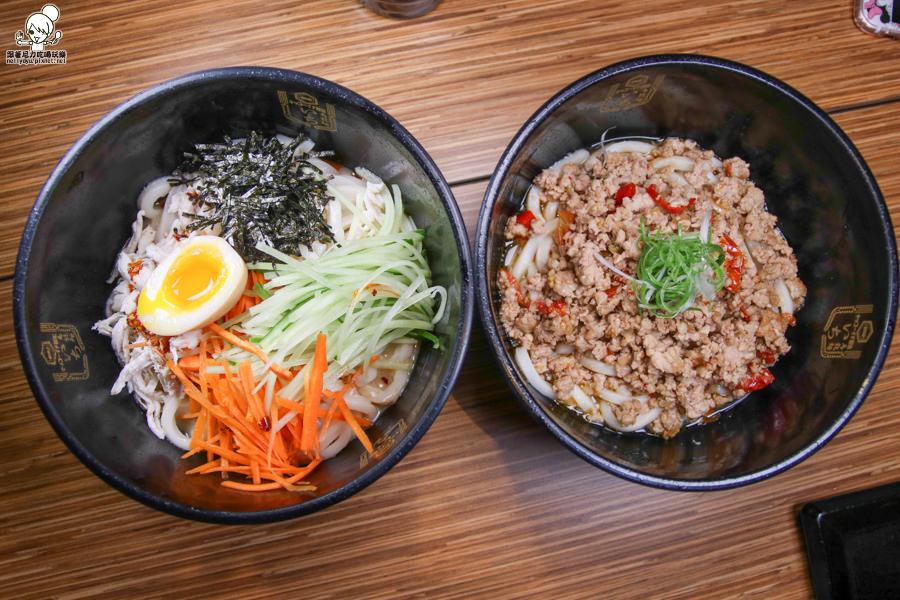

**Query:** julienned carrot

left=206, top=322, right=293, bottom=381
left=168, top=327, right=380, bottom=492
left=177, top=354, right=220, bottom=371
left=238, top=360, right=266, bottom=423
left=197, top=337, right=208, bottom=409
left=337, top=397, right=374, bottom=453
left=300, top=333, right=328, bottom=454
left=275, top=396, right=372, bottom=427
left=224, top=270, right=268, bottom=321
left=318, top=356, right=377, bottom=439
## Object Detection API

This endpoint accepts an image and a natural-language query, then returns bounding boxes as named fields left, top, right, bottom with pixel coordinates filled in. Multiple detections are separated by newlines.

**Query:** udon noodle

left=498, top=137, right=806, bottom=437
left=94, top=134, right=446, bottom=489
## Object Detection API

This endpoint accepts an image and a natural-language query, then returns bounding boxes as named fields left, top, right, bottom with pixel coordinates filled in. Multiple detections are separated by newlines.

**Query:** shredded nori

left=173, top=131, right=336, bottom=262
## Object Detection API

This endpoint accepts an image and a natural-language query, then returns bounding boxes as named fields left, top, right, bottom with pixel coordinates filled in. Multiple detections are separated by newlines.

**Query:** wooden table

left=2, top=1, right=899, bottom=598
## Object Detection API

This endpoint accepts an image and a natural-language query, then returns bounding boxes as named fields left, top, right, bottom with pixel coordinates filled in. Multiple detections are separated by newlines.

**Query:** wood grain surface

left=2, top=1, right=899, bottom=599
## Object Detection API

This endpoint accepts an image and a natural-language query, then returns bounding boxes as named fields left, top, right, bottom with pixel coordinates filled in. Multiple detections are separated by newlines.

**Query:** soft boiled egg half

left=137, top=236, right=247, bottom=336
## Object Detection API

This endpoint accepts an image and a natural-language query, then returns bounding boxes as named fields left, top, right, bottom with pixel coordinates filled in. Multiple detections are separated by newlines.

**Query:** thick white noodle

left=96, top=139, right=430, bottom=461
left=514, top=347, right=555, bottom=398
left=699, top=209, right=712, bottom=243
left=631, top=407, right=662, bottom=430
left=357, top=368, right=410, bottom=406
left=600, top=402, right=620, bottom=429
left=511, top=235, right=541, bottom=280
left=601, top=402, right=662, bottom=433
left=295, top=138, right=316, bottom=154
left=161, top=395, right=191, bottom=450
left=548, top=148, right=590, bottom=171
left=326, top=199, right=344, bottom=242
left=667, top=172, right=690, bottom=187
left=579, top=356, right=616, bottom=376
left=306, top=157, right=339, bottom=177
left=504, top=245, right=518, bottom=267
left=569, top=385, right=598, bottom=413
left=542, top=201, right=558, bottom=221
left=603, top=140, right=654, bottom=154
left=774, top=278, right=794, bottom=315
left=526, top=186, right=542, bottom=215
left=343, top=388, right=381, bottom=420
left=137, top=176, right=171, bottom=221
left=652, top=156, right=695, bottom=171
left=555, top=343, right=574, bottom=355
left=510, top=139, right=793, bottom=436
left=319, top=422, right=356, bottom=459
left=535, top=235, right=553, bottom=271
left=596, top=386, right=633, bottom=406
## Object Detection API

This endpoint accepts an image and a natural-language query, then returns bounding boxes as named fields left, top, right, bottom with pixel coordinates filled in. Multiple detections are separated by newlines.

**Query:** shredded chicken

left=92, top=178, right=216, bottom=449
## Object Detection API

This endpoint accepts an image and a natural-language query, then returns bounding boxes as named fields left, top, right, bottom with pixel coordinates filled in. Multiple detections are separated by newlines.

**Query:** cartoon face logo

left=15, top=4, right=62, bottom=52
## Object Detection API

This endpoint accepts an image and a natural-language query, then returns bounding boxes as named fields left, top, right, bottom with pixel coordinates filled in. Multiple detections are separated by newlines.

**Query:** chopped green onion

left=632, top=218, right=726, bottom=318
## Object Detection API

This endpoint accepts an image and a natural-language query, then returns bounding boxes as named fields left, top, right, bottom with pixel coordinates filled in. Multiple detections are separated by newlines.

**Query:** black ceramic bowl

left=475, top=55, right=898, bottom=490
left=15, top=67, right=473, bottom=522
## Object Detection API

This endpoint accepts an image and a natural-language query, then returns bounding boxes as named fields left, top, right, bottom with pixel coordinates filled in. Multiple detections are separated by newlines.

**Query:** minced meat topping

left=498, top=137, right=806, bottom=438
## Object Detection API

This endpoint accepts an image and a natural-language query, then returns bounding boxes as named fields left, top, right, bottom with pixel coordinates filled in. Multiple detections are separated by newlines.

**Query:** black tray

left=800, top=481, right=900, bottom=599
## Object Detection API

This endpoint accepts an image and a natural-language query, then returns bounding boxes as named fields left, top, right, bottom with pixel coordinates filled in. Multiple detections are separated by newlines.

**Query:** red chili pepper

left=557, top=210, right=576, bottom=247
left=499, top=267, right=529, bottom=307
left=534, top=301, right=566, bottom=316
left=719, top=235, right=744, bottom=292
left=615, top=182, right=636, bottom=204
left=127, top=259, right=143, bottom=280
left=739, top=306, right=751, bottom=321
left=757, top=348, right=777, bottom=364
left=603, top=274, right=624, bottom=298
left=646, top=184, right=696, bottom=214
left=534, top=302, right=551, bottom=315
left=739, top=368, right=774, bottom=392
left=516, top=210, right=536, bottom=227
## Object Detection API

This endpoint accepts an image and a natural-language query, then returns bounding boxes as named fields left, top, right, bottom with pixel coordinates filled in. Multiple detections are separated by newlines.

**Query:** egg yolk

left=139, top=243, right=229, bottom=316
left=162, top=245, right=228, bottom=311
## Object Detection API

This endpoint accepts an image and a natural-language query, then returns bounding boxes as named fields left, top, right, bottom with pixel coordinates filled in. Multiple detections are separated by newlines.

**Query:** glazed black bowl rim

left=474, top=54, right=898, bottom=491
left=14, top=66, right=474, bottom=523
